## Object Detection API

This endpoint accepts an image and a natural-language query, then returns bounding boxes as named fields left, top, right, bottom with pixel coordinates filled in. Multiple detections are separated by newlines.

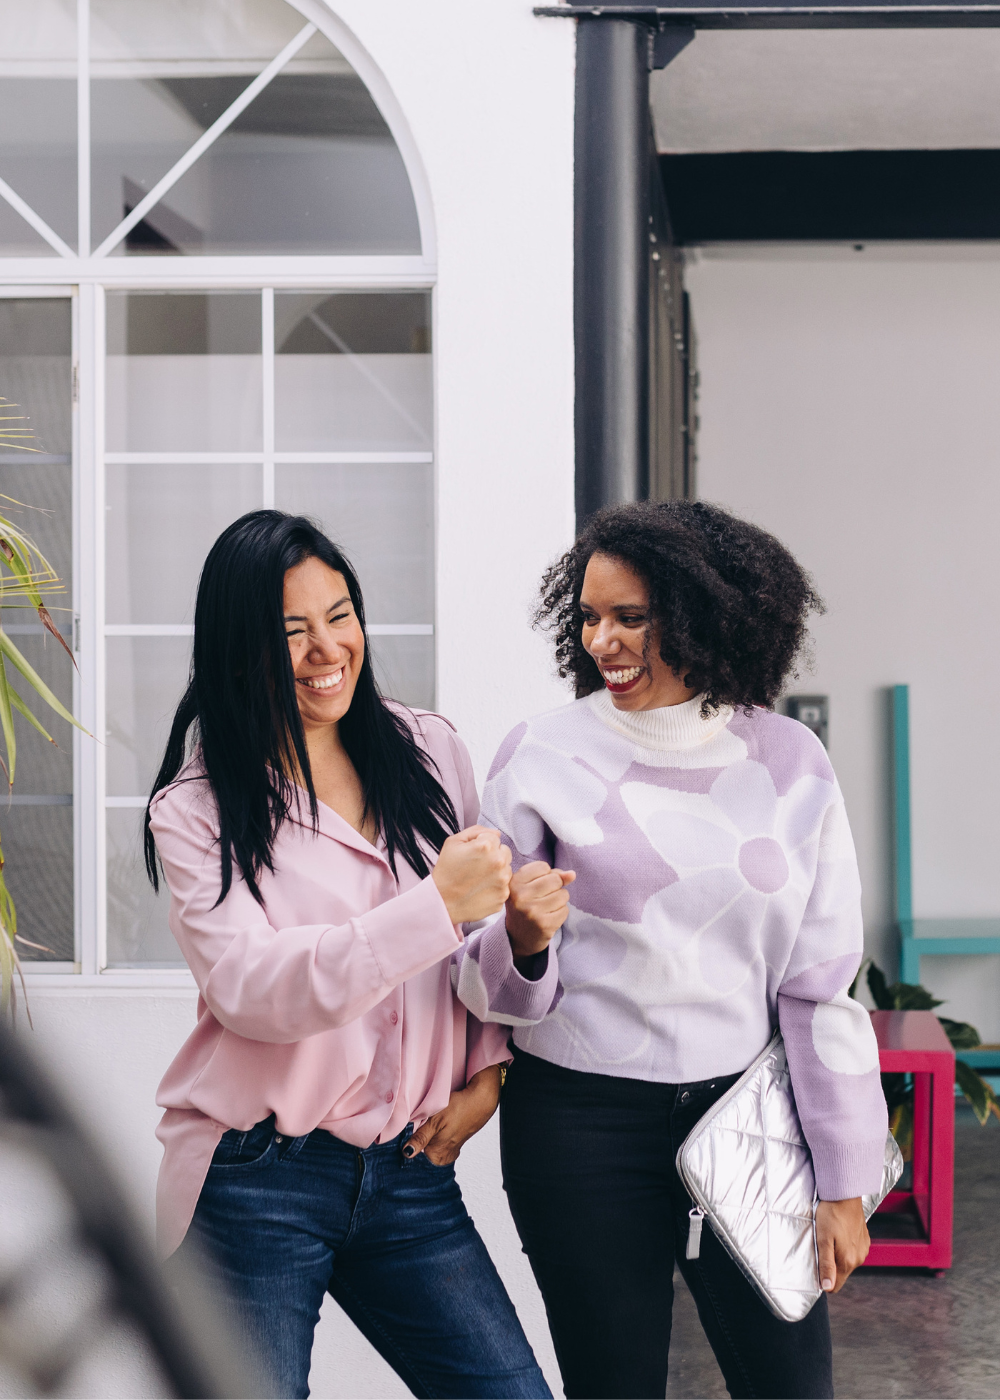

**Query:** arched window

left=0, top=0, right=435, bottom=976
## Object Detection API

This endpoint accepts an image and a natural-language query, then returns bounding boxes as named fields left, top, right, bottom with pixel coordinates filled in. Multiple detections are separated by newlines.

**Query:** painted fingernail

left=402, top=1145, right=415, bottom=1157
left=821, top=1279, right=834, bottom=1291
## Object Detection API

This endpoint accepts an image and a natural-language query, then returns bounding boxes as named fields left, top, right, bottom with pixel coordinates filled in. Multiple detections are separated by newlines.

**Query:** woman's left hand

left=401, top=1065, right=503, bottom=1165
left=815, top=1197, right=870, bottom=1293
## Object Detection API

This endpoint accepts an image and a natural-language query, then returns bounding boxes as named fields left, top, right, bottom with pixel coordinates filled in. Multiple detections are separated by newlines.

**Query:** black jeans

left=500, top=1048, right=833, bottom=1400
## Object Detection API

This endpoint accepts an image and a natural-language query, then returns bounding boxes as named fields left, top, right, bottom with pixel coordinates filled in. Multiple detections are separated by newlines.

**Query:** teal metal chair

left=892, top=684, right=1000, bottom=1074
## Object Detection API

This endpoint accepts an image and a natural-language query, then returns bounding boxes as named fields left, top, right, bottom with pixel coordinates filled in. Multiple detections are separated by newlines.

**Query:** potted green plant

left=852, top=960, right=1000, bottom=1157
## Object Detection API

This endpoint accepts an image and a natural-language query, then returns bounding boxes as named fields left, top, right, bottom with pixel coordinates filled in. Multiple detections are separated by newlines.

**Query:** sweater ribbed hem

left=589, top=689, right=733, bottom=752
left=811, top=1136, right=888, bottom=1201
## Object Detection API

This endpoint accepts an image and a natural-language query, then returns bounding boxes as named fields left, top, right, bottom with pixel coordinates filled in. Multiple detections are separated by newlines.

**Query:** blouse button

left=390, top=1011, right=399, bottom=1025
left=385, top=1091, right=394, bottom=1103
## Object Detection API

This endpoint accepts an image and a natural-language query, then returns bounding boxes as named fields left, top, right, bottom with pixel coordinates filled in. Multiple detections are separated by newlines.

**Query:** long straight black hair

left=144, top=510, right=458, bottom=905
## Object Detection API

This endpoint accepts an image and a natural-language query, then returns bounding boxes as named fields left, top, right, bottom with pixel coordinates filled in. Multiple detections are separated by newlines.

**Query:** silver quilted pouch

left=675, top=1030, right=903, bottom=1323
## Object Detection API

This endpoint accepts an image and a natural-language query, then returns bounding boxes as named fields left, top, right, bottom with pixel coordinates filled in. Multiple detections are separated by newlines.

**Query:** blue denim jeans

left=176, top=1116, right=549, bottom=1400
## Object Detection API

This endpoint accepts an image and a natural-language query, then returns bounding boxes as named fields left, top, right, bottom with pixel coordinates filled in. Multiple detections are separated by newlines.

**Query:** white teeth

left=604, top=666, right=642, bottom=685
left=300, top=670, right=343, bottom=690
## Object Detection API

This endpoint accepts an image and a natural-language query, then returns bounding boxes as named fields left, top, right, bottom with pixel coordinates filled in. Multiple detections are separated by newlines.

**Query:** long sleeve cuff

left=358, top=873, right=461, bottom=986
left=811, top=1136, right=890, bottom=1201
left=453, top=915, right=560, bottom=1027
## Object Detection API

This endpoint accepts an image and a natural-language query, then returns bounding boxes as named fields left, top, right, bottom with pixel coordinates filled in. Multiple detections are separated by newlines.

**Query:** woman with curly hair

left=466, top=500, right=888, bottom=1400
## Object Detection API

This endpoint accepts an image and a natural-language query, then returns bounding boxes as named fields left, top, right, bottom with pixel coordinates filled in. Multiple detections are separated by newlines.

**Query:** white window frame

left=0, top=0, right=437, bottom=989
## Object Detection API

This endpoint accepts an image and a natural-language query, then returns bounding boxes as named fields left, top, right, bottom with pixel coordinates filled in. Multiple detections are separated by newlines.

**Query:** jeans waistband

left=510, top=1045, right=741, bottom=1101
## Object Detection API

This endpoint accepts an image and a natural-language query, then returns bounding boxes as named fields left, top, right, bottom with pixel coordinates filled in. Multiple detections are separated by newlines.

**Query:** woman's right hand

left=432, top=826, right=512, bottom=925
left=506, top=861, right=576, bottom=958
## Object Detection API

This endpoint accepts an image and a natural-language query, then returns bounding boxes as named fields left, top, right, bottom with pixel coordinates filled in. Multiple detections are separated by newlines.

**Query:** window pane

left=2, top=805, right=74, bottom=964
left=106, top=292, right=262, bottom=453
left=107, top=464, right=260, bottom=624
left=0, top=298, right=74, bottom=963
left=369, top=635, right=434, bottom=711
left=91, top=0, right=306, bottom=250
left=274, top=462, right=432, bottom=626
left=91, top=1, right=419, bottom=256
left=0, top=1, right=77, bottom=255
left=106, top=636, right=190, bottom=798
left=106, top=809, right=180, bottom=967
left=275, top=293, right=432, bottom=452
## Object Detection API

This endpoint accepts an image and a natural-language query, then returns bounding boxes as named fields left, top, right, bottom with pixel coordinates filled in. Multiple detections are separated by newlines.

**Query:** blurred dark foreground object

left=0, top=1018, right=269, bottom=1398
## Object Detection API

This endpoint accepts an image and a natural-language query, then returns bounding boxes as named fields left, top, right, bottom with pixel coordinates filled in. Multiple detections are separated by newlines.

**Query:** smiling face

left=580, top=552, right=698, bottom=712
left=283, top=555, right=366, bottom=731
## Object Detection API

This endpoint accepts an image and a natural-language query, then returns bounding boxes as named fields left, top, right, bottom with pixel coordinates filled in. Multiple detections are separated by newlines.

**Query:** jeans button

left=275, top=1135, right=284, bottom=1143
left=680, top=1091, right=690, bottom=1103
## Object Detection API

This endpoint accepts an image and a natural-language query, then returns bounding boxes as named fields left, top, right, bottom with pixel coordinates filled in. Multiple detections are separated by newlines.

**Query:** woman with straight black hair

left=145, top=510, right=556, bottom=1400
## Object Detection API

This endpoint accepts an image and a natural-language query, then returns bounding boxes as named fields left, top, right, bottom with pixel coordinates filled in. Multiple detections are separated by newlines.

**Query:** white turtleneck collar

left=588, top=688, right=734, bottom=752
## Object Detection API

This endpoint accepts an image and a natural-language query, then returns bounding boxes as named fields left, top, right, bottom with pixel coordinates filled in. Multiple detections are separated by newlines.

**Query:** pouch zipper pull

left=686, top=1207, right=705, bottom=1260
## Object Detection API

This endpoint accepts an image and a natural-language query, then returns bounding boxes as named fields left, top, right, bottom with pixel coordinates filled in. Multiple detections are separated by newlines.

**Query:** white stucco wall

left=686, top=245, right=1000, bottom=1041
left=333, top=0, right=577, bottom=780
left=19, top=4, right=575, bottom=1397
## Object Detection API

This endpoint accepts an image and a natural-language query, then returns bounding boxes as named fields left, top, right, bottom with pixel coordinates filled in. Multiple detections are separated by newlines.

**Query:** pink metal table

left=866, top=1009, right=954, bottom=1269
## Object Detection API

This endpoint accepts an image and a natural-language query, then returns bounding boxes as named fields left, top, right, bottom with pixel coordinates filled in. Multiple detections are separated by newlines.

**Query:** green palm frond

left=0, top=404, right=87, bottom=1020
left=0, top=399, right=46, bottom=456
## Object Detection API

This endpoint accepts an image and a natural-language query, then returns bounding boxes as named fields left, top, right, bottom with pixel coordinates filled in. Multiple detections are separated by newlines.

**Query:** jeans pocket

left=414, top=1150, right=456, bottom=1173
left=210, top=1122, right=276, bottom=1170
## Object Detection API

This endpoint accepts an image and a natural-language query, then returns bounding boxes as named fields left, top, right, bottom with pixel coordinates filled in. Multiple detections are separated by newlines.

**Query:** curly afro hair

left=536, top=500, right=824, bottom=712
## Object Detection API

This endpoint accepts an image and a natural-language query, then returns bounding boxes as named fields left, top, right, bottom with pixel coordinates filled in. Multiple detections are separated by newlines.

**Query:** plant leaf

left=8, top=688, right=56, bottom=746
left=37, top=605, right=76, bottom=667
left=0, top=652, right=18, bottom=788
left=889, top=1102, right=914, bottom=1161
left=938, top=1017, right=982, bottom=1051
left=13, top=932, right=53, bottom=954
left=880, top=1070, right=912, bottom=1113
left=0, top=629, right=87, bottom=733
left=890, top=981, right=944, bottom=1011
left=866, top=961, right=895, bottom=1011
left=954, top=1059, right=1000, bottom=1126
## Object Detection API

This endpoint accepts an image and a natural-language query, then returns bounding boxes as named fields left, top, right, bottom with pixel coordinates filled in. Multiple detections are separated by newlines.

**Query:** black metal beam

left=662, top=149, right=1000, bottom=240
left=536, top=4, right=1000, bottom=25
left=574, top=17, right=651, bottom=522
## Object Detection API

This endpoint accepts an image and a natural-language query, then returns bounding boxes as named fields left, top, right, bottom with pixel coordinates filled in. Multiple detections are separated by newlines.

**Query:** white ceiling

left=650, top=29, right=1000, bottom=152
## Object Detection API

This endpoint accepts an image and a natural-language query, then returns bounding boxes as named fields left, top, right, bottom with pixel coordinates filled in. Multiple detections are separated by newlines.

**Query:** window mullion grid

left=71, top=292, right=82, bottom=971
left=262, top=288, right=275, bottom=507
left=78, top=272, right=433, bottom=980
left=77, top=0, right=90, bottom=258
left=76, top=282, right=102, bottom=976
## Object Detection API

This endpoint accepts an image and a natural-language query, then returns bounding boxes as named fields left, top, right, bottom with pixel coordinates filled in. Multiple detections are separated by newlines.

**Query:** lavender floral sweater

left=455, top=690, right=888, bottom=1201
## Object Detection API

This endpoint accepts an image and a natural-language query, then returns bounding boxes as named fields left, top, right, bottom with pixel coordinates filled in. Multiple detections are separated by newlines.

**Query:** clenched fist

left=506, top=860, right=576, bottom=959
left=432, top=826, right=512, bottom=925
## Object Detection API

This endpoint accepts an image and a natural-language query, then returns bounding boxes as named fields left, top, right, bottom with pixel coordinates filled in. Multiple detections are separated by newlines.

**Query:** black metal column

left=574, top=16, right=650, bottom=523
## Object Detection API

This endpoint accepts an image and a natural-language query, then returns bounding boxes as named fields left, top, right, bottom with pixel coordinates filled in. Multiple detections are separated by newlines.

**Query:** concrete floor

left=665, top=1105, right=1000, bottom=1399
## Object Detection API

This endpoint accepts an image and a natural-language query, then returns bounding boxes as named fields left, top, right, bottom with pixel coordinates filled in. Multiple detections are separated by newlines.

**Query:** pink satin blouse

left=150, top=708, right=512, bottom=1257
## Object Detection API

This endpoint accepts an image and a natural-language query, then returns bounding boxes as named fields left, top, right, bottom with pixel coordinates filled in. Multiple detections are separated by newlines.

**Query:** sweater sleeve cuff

left=811, top=1137, right=890, bottom=1201
left=454, top=915, right=560, bottom=1027
left=357, top=874, right=460, bottom=988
